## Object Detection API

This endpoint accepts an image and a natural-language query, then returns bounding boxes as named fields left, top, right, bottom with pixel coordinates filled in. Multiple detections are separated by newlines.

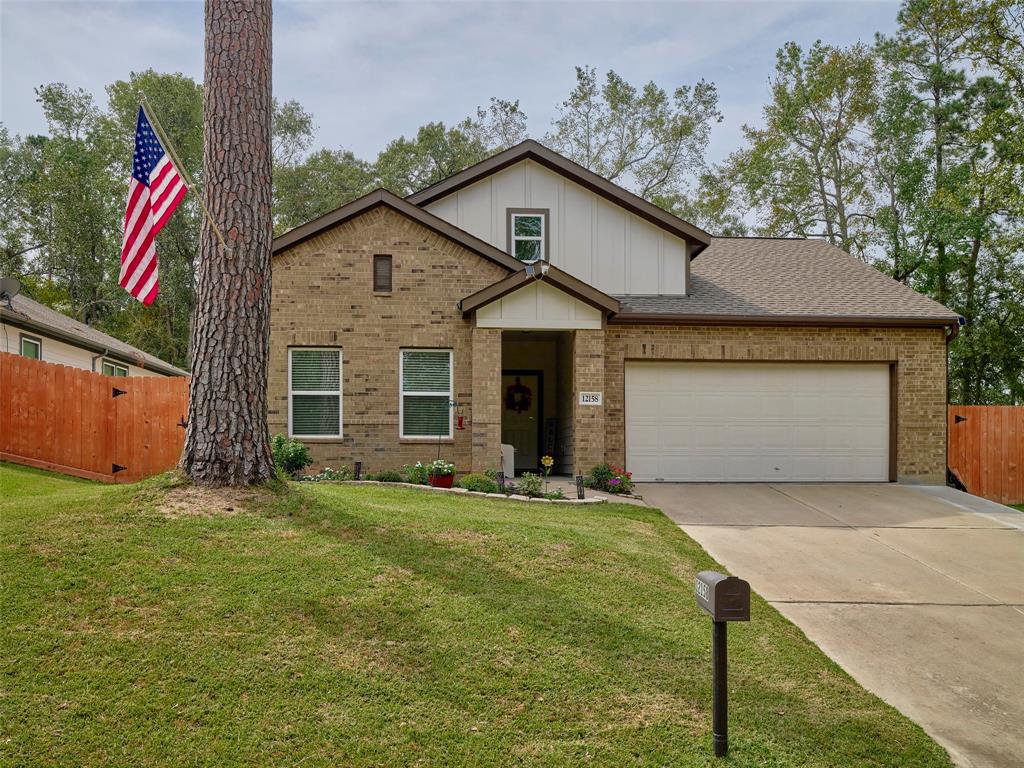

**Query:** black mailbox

left=695, top=571, right=750, bottom=622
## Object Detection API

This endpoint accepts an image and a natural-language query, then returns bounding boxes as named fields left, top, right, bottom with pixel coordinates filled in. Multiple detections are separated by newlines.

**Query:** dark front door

left=502, top=370, right=542, bottom=473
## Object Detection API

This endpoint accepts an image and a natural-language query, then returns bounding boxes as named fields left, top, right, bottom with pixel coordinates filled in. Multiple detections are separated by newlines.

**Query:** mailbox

left=695, top=571, right=750, bottom=622
left=695, top=570, right=751, bottom=758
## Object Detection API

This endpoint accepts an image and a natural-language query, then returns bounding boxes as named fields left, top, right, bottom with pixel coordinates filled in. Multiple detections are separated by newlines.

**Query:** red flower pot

left=429, top=474, right=454, bottom=488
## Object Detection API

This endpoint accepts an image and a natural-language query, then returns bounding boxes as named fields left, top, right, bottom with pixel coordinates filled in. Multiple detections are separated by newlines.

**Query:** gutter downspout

left=90, top=349, right=110, bottom=373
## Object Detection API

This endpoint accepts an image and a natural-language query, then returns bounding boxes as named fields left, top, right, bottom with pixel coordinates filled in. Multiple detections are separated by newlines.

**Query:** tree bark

left=181, top=0, right=275, bottom=485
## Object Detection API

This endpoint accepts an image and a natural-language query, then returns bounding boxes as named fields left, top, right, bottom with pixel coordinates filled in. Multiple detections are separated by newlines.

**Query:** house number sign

left=579, top=391, right=603, bottom=406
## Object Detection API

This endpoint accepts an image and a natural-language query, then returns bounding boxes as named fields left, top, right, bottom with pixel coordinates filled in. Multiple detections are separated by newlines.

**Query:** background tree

left=546, top=66, right=721, bottom=201
left=375, top=100, right=527, bottom=196
left=708, top=42, right=878, bottom=257
left=181, top=0, right=275, bottom=485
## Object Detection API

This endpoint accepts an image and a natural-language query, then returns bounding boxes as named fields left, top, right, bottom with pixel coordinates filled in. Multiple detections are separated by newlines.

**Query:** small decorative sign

left=579, top=391, right=603, bottom=406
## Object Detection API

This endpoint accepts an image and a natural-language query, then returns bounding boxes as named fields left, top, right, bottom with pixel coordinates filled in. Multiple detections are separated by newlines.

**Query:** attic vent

left=373, top=254, right=392, bottom=293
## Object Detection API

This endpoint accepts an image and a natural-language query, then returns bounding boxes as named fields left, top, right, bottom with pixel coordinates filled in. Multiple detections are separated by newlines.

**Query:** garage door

left=625, top=362, right=890, bottom=482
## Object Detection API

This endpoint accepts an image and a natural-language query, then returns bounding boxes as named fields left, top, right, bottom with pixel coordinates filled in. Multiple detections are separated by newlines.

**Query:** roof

left=460, top=264, right=620, bottom=317
left=406, top=140, right=712, bottom=253
left=1, top=294, right=188, bottom=376
left=610, top=237, right=960, bottom=330
left=272, top=188, right=524, bottom=272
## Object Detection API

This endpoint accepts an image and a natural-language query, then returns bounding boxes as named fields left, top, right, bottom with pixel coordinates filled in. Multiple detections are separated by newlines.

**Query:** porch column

left=471, top=326, right=502, bottom=473
left=573, top=328, right=605, bottom=474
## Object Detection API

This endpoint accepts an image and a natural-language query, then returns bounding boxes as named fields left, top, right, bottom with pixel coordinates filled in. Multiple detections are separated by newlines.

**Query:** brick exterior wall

left=270, top=206, right=949, bottom=484
left=603, top=324, right=949, bottom=484
left=572, top=329, right=605, bottom=474
left=269, top=206, right=508, bottom=473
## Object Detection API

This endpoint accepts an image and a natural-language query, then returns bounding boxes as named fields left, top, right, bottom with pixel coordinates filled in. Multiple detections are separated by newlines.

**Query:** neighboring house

left=269, top=140, right=958, bottom=484
left=0, top=293, right=187, bottom=377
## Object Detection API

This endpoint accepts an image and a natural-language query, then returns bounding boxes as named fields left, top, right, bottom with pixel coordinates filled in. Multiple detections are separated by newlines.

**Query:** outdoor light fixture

left=695, top=571, right=751, bottom=758
left=524, top=261, right=550, bottom=281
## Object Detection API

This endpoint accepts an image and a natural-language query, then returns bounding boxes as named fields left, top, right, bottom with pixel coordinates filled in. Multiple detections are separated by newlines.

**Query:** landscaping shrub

left=271, top=434, right=312, bottom=478
left=545, top=488, right=567, bottom=500
left=403, top=462, right=430, bottom=485
left=459, top=473, right=500, bottom=493
left=587, top=463, right=634, bottom=494
left=516, top=472, right=544, bottom=498
left=301, top=466, right=352, bottom=482
left=367, top=469, right=403, bottom=483
left=426, top=458, right=455, bottom=477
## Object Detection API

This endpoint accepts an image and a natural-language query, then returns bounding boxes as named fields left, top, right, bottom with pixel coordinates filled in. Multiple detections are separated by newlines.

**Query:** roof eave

left=608, top=312, right=960, bottom=332
left=1, top=309, right=188, bottom=376
left=460, top=265, right=620, bottom=318
left=271, top=188, right=525, bottom=273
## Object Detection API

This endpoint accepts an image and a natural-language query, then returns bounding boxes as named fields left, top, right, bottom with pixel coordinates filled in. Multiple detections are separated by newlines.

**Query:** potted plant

left=427, top=458, right=456, bottom=488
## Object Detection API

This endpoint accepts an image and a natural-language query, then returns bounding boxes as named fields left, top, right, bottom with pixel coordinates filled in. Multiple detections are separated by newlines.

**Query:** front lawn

left=0, top=462, right=950, bottom=767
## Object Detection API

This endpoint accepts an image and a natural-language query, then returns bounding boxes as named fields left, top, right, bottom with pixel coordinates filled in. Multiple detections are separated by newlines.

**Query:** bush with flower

left=300, top=465, right=352, bottom=483
left=587, top=463, right=634, bottom=494
left=427, top=459, right=455, bottom=477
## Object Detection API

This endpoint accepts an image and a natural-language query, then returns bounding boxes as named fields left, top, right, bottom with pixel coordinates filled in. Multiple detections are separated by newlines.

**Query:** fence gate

left=948, top=405, right=1024, bottom=506
left=0, top=351, right=188, bottom=483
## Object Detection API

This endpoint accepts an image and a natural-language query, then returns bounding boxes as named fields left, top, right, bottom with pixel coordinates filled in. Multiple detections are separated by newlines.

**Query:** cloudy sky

left=1, top=0, right=900, bottom=165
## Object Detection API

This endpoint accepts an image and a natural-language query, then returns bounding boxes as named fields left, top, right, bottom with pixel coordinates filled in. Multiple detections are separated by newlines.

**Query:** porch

left=469, top=326, right=606, bottom=477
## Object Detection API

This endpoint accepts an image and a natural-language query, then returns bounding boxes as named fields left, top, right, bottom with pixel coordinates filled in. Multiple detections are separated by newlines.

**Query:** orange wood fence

left=0, top=351, right=189, bottom=483
left=948, top=405, right=1024, bottom=505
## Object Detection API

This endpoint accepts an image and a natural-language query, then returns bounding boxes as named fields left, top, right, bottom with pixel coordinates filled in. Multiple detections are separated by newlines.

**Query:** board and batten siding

left=425, top=159, right=689, bottom=295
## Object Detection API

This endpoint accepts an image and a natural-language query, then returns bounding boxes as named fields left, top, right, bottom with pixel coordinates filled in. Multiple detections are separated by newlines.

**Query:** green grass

left=0, top=461, right=950, bottom=767
left=1012, top=504, right=1024, bottom=513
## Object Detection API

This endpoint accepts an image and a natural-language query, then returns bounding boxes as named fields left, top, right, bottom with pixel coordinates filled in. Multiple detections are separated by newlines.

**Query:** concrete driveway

left=639, top=482, right=1024, bottom=768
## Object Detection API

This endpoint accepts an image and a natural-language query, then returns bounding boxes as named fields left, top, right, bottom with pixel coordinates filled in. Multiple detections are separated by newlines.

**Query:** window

left=101, top=360, right=129, bottom=377
left=373, top=254, right=392, bottom=292
left=289, top=348, right=343, bottom=438
left=19, top=334, right=41, bottom=360
left=400, top=349, right=452, bottom=439
left=508, top=209, right=548, bottom=262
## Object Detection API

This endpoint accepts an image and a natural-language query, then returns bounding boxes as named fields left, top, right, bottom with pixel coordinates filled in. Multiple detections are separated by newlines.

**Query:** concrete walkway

left=639, top=482, right=1024, bottom=768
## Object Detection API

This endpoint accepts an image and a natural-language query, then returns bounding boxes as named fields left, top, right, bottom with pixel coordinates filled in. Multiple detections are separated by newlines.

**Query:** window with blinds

left=373, top=254, right=392, bottom=292
left=289, top=348, right=342, bottom=437
left=400, top=349, right=452, bottom=438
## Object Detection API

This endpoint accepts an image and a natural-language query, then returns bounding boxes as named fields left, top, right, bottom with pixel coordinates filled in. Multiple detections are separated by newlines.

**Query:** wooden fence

left=0, top=351, right=188, bottom=483
left=948, top=405, right=1024, bottom=505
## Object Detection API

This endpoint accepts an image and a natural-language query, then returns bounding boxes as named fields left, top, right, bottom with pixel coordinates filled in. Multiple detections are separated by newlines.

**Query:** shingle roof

left=614, top=237, right=959, bottom=326
left=1, top=294, right=187, bottom=376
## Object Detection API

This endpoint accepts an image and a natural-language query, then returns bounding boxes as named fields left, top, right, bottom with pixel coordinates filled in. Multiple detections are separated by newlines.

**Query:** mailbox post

left=695, top=570, right=751, bottom=758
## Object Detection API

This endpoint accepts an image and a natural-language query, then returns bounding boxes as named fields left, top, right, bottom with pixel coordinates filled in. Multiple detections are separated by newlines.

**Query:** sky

left=0, top=0, right=901, bottom=166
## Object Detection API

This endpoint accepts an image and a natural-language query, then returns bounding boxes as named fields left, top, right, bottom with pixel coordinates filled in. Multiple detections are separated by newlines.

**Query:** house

left=0, top=293, right=186, bottom=377
left=268, top=140, right=958, bottom=483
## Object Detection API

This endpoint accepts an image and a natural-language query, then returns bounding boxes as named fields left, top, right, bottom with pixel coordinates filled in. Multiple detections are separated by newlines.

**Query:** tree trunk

left=181, top=0, right=275, bottom=485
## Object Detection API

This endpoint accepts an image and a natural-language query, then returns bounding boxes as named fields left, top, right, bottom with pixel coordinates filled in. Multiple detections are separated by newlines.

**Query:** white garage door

left=625, top=362, right=890, bottom=482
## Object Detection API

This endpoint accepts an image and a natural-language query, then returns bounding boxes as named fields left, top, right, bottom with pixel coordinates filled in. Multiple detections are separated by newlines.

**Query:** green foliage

left=515, top=472, right=544, bottom=498
left=426, top=459, right=455, bottom=477
left=0, top=461, right=952, bottom=766
left=301, top=466, right=352, bottom=483
left=587, top=463, right=634, bottom=494
left=270, top=434, right=312, bottom=478
left=546, top=66, right=721, bottom=200
left=545, top=488, right=567, bottom=501
left=366, top=469, right=403, bottom=483
left=402, top=462, right=431, bottom=485
left=458, top=473, right=500, bottom=494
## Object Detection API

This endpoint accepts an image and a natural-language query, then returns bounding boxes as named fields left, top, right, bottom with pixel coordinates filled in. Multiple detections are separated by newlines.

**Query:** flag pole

left=138, top=93, right=230, bottom=253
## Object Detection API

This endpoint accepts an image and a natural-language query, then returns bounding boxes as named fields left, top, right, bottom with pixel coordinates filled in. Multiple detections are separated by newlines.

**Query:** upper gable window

left=508, top=209, right=548, bottom=262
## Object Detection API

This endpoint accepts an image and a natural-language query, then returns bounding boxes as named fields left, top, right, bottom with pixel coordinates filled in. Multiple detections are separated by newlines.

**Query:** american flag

left=119, top=106, right=187, bottom=305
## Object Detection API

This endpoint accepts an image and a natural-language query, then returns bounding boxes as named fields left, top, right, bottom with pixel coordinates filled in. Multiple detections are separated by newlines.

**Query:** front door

left=502, top=371, right=542, bottom=473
